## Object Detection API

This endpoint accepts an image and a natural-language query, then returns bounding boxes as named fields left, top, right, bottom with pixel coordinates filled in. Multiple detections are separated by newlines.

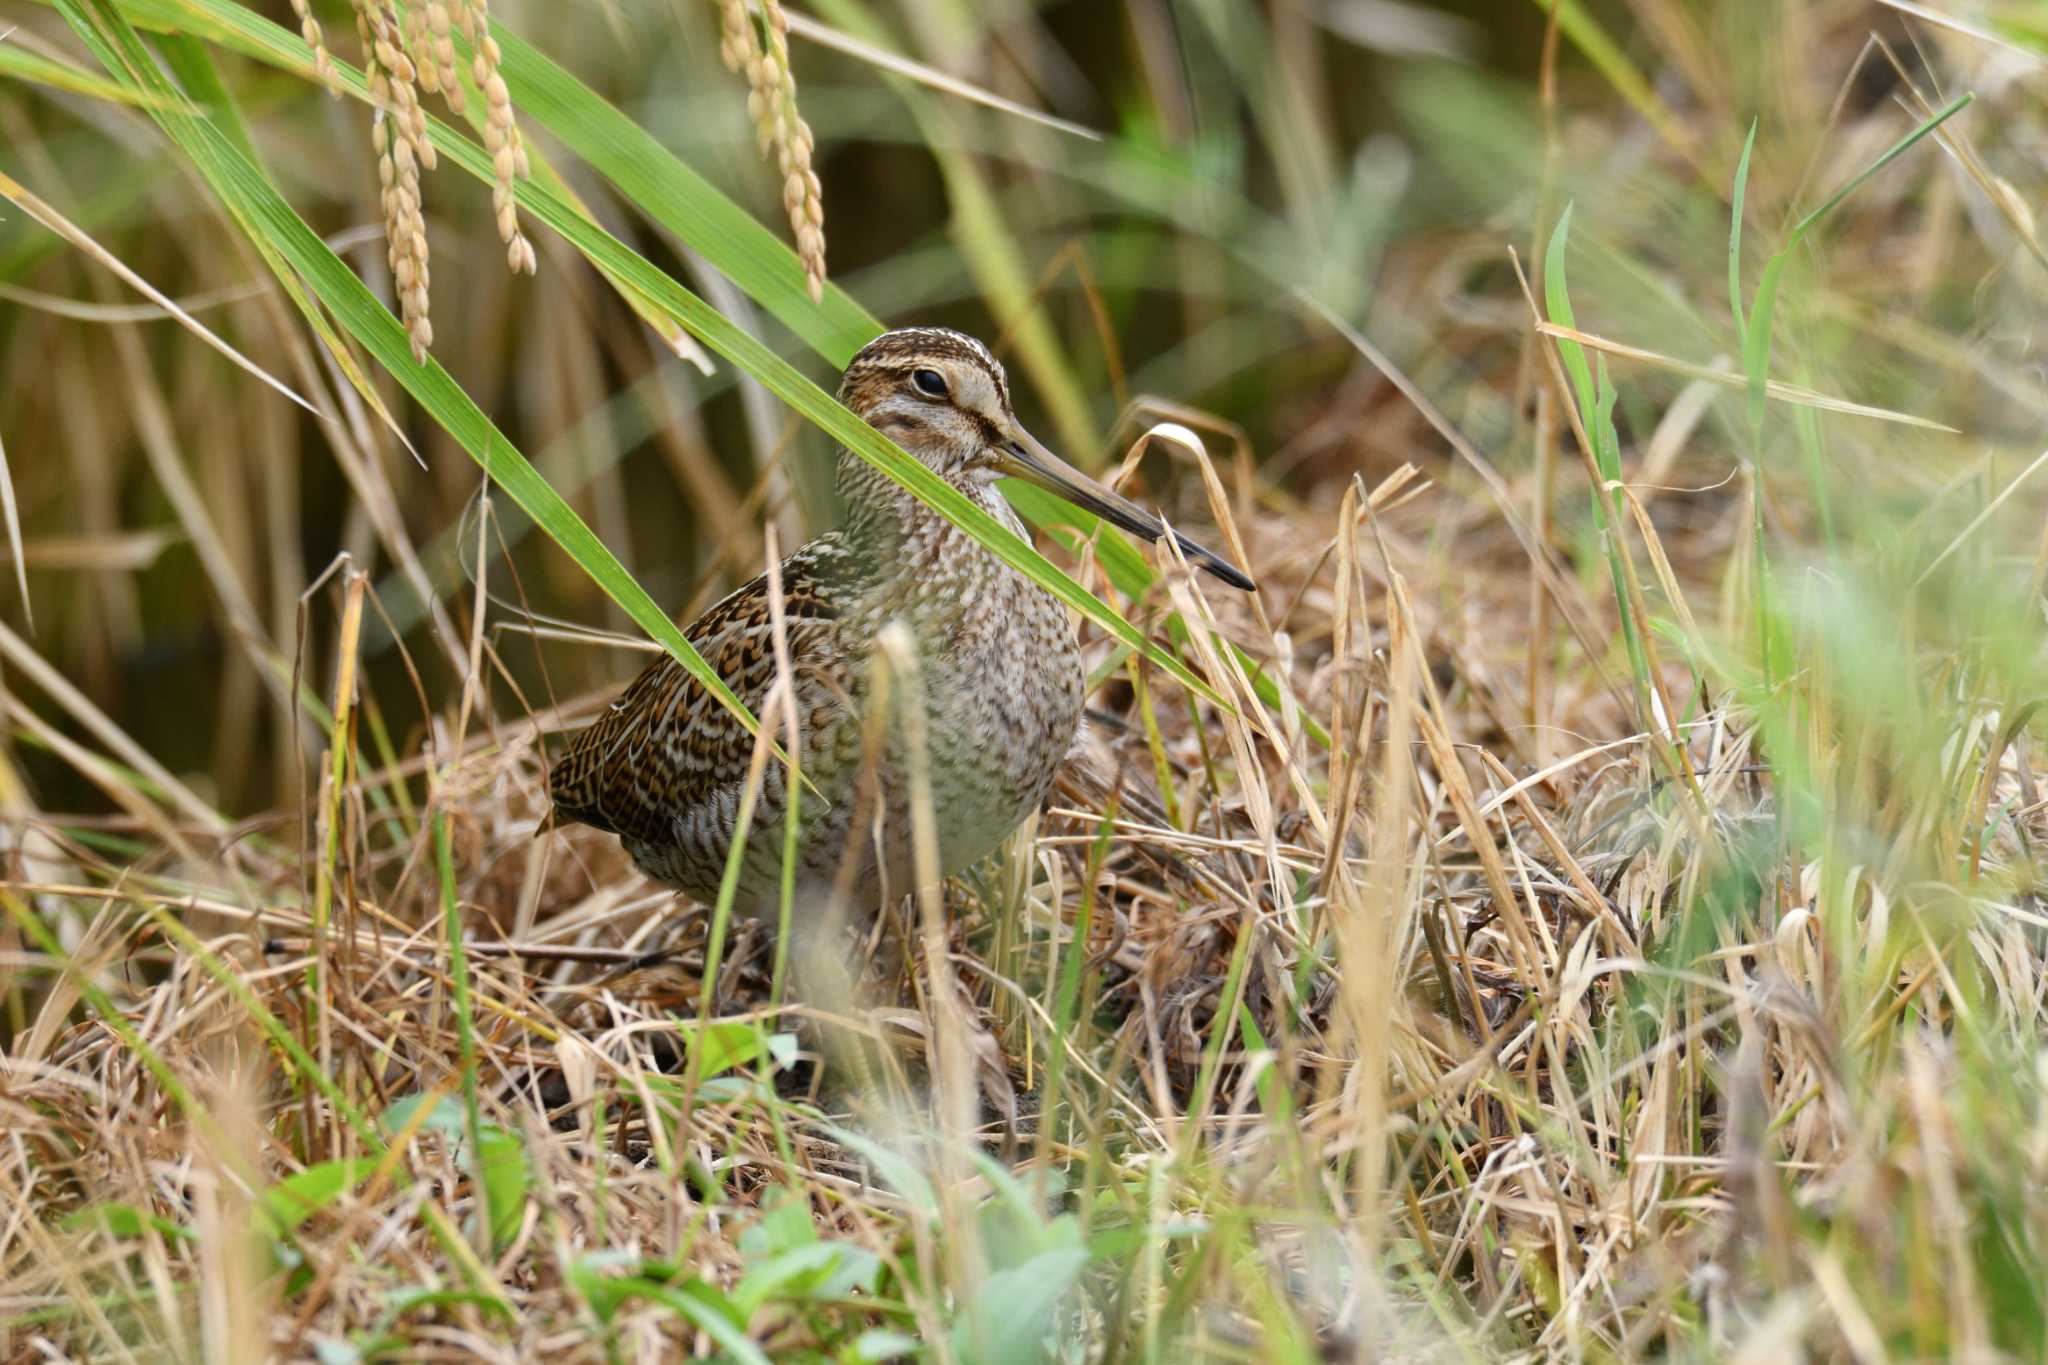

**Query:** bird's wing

left=548, top=536, right=856, bottom=843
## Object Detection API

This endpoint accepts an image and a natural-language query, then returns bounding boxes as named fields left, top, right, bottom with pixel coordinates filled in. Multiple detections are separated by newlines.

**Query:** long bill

left=994, top=425, right=1257, bottom=592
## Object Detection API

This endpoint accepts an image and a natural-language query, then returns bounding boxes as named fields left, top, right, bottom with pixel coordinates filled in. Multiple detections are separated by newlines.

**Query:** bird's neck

left=840, top=462, right=1029, bottom=580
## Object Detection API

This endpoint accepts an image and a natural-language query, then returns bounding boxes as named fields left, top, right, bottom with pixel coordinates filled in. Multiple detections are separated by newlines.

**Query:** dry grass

left=6, top=0, right=2048, bottom=1360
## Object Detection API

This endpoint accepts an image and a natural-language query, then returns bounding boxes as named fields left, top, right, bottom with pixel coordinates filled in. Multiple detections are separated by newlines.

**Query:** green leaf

left=475, top=1129, right=530, bottom=1251
left=566, top=1250, right=641, bottom=1324
left=732, top=1242, right=879, bottom=1322
left=380, top=1095, right=530, bottom=1251
left=1741, top=250, right=1789, bottom=433
left=260, top=1159, right=373, bottom=1239
left=1729, top=119, right=1757, bottom=337
left=1542, top=203, right=1594, bottom=420
left=675, top=1019, right=795, bottom=1082
left=739, top=1192, right=817, bottom=1259
left=61, top=1202, right=197, bottom=1243
left=0, top=39, right=189, bottom=108
left=949, top=1246, right=1092, bottom=1365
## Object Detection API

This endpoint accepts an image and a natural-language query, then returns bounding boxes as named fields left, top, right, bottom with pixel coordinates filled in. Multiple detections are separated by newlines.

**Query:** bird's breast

left=903, top=550, right=1085, bottom=875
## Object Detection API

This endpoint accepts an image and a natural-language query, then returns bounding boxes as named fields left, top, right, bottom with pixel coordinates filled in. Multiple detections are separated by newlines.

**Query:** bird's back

left=548, top=534, right=864, bottom=893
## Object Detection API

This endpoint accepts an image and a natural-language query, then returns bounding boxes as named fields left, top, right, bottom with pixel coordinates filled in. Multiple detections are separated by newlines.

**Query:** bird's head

left=836, top=326, right=1255, bottom=591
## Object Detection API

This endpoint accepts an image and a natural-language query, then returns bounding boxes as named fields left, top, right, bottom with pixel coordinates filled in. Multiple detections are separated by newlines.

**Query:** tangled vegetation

left=5, top=0, right=2048, bottom=1359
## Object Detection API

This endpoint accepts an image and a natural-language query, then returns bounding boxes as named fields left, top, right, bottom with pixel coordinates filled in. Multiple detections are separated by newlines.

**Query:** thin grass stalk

left=431, top=808, right=490, bottom=1253
left=759, top=527, right=803, bottom=1010
left=1342, top=568, right=1416, bottom=1296
left=307, top=571, right=365, bottom=1084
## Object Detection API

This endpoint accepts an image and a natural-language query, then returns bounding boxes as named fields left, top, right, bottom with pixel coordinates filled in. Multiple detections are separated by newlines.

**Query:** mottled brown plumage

left=550, top=327, right=1252, bottom=923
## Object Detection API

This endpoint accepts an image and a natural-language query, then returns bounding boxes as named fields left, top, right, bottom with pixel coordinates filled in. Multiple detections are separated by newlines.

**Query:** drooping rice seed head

left=346, top=0, right=537, bottom=355
left=405, top=3, right=439, bottom=94
left=718, top=0, right=753, bottom=75
left=362, top=1, right=436, bottom=172
left=719, top=0, right=827, bottom=303
left=460, top=0, right=535, bottom=274
left=372, top=107, right=433, bottom=361
left=288, top=0, right=341, bottom=95
left=424, top=0, right=464, bottom=113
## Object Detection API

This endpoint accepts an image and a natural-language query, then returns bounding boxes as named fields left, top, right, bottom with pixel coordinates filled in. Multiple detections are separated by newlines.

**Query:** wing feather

left=549, top=535, right=856, bottom=841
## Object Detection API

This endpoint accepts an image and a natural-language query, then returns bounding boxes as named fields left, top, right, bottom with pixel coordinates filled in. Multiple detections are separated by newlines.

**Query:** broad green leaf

left=731, top=1242, right=879, bottom=1321
left=739, top=1193, right=817, bottom=1259
left=675, top=1018, right=795, bottom=1081
left=949, top=1246, right=1092, bottom=1365
left=62, top=1202, right=198, bottom=1243
left=260, top=1159, right=372, bottom=1238
left=475, top=1130, right=530, bottom=1251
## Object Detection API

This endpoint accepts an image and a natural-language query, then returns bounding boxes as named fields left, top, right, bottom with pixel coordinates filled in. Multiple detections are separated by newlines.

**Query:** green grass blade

left=1745, top=94, right=1972, bottom=432
left=1542, top=209, right=1652, bottom=709
left=1729, top=119, right=1756, bottom=338
left=1787, top=93, right=1972, bottom=245
left=1542, top=203, right=1595, bottom=417
left=0, top=37, right=188, bottom=107
left=1741, top=250, right=1788, bottom=433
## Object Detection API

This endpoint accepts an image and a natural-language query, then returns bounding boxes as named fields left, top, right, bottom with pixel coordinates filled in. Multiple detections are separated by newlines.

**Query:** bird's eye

left=912, top=368, right=949, bottom=398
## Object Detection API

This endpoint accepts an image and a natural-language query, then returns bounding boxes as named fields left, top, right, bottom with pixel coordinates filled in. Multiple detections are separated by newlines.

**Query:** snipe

left=549, top=327, right=1253, bottom=928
